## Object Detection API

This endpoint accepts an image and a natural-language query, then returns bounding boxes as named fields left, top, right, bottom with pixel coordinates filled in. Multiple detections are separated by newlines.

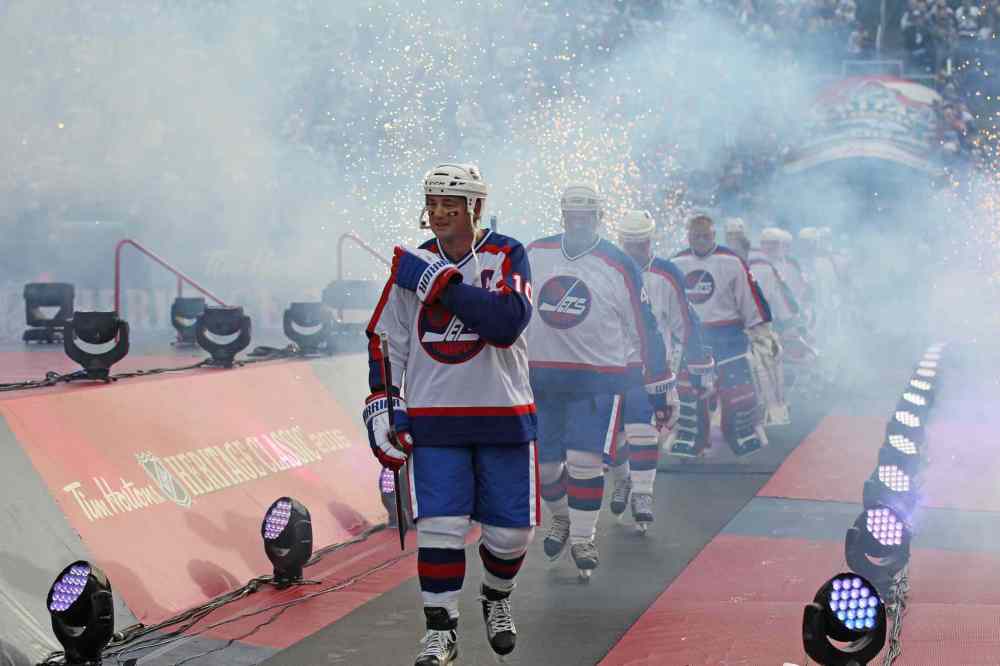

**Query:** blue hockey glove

left=392, top=247, right=462, bottom=304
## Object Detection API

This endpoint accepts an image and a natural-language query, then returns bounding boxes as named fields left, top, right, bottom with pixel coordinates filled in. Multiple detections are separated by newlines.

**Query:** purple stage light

left=878, top=465, right=911, bottom=492
left=49, top=563, right=90, bottom=612
left=888, top=434, right=918, bottom=455
left=263, top=499, right=292, bottom=540
left=866, top=507, right=905, bottom=546
left=827, top=574, right=880, bottom=633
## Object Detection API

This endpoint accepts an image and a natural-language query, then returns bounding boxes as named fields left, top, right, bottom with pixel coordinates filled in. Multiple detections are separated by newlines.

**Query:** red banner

left=0, top=361, right=383, bottom=622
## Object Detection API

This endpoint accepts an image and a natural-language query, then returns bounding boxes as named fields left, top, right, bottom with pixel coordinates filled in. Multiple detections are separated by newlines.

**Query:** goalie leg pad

left=670, top=370, right=710, bottom=457
left=715, top=347, right=763, bottom=456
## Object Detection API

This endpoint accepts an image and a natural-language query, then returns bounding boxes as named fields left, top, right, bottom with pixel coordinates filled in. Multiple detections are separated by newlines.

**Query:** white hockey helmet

left=724, top=217, right=747, bottom=235
left=421, top=163, right=488, bottom=229
left=798, top=226, right=819, bottom=240
left=560, top=183, right=604, bottom=213
left=760, top=227, right=784, bottom=244
left=618, top=209, right=656, bottom=241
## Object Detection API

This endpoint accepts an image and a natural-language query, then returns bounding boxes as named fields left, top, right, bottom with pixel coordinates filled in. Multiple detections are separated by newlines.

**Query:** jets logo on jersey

left=537, top=275, right=592, bottom=329
left=418, top=301, right=485, bottom=364
left=684, top=269, right=716, bottom=305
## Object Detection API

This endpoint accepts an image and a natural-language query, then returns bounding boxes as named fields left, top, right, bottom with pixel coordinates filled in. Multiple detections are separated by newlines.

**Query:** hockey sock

left=418, top=516, right=470, bottom=619
left=539, top=462, right=568, bottom=518
left=418, top=548, right=465, bottom=619
left=566, top=451, right=604, bottom=544
left=478, top=525, right=531, bottom=593
left=627, top=424, right=659, bottom=495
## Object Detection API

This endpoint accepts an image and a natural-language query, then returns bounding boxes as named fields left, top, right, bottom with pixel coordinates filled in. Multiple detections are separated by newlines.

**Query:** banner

left=784, top=76, right=942, bottom=175
left=0, top=361, right=383, bottom=622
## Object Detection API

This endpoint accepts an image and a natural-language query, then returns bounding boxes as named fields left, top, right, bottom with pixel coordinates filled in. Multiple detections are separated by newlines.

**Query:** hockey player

left=746, top=227, right=800, bottom=425
left=671, top=213, right=775, bottom=457
left=364, top=163, right=536, bottom=666
left=527, top=185, right=672, bottom=578
left=607, top=209, right=711, bottom=532
left=724, top=218, right=752, bottom=261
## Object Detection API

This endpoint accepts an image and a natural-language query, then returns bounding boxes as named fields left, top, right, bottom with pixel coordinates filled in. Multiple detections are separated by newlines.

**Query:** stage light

left=47, top=561, right=114, bottom=665
left=803, top=573, right=886, bottom=665
left=886, top=408, right=926, bottom=447
left=845, top=506, right=912, bottom=590
left=196, top=306, right=251, bottom=368
left=261, top=497, right=313, bottom=587
left=915, top=367, right=937, bottom=380
left=283, top=302, right=334, bottom=355
left=917, top=359, right=938, bottom=371
left=864, top=464, right=918, bottom=518
left=886, top=433, right=919, bottom=456
left=23, top=282, right=74, bottom=344
left=170, top=297, right=205, bottom=346
left=63, top=312, right=130, bottom=380
left=907, top=377, right=935, bottom=408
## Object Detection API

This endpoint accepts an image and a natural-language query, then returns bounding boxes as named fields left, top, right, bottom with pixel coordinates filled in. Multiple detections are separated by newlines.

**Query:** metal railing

left=337, top=232, right=390, bottom=281
left=114, top=239, right=228, bottom=314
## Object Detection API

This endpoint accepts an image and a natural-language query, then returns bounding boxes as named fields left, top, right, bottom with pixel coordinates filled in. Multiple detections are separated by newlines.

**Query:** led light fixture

left=846, top=506, right=912, bottom=584
left=47, top=561, right=114, bottom=665
left=23, top=282, right=74, bottom=343
left=283, top=302, right=334, bottom=355
left=171, top=296, right=205, bottom=345
left=261, top=497, right=313, bottom=587
left=196, top=306, right=251, bottom=367
left=63, top=311, right=130, bottom=380
left=803, top=573, right=886, bottom=666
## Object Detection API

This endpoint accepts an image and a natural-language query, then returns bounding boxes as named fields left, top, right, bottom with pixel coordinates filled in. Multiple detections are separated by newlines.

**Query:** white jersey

left=367, top=231, right=535, bottom=446
left=526, top=234, right=669, bottom=395
left=625, top=256, right=694, bottom=366
left=672, top=245, right=768, bottom=330
left=749, top=255, right=800, bottom=324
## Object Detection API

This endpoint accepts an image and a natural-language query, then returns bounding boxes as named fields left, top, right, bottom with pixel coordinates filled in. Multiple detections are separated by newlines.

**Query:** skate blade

left=577, top=569, right=592, bottom=583
left=635, top=523, right=649, bottom=535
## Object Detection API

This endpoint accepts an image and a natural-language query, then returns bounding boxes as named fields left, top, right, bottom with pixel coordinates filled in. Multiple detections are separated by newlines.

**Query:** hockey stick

left=378, top=333, right=408, bottom=551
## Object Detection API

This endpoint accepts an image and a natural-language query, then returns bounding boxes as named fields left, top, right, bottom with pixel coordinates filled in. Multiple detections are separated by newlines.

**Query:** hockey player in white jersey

left=365, top=164, right=536, bottom=665
left=527, top=185, right=672, bottom=579
left=672, top=213, right=775, bottom=457
left=607, top=209, right=712, bottom=532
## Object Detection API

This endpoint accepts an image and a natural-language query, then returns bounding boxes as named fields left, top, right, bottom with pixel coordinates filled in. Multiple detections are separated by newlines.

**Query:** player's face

left=725, top=231, right=745, bottom=249
left=425, top=195, right=472, bottom=243
left=761, top=240, right=782, bottom=259
left=620, top=237, right=651, bottom=266
left=562, top=210, right=600, bottom=243
left=688, top=220, right=716, bottom=256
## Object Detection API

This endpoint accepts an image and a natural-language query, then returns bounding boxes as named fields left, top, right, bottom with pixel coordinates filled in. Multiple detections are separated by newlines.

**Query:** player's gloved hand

left=749, top=323, right=782, bottom=359
left=362, top=392, right=414, bottom=471
left=392, top=247, right=462, bottom=304
left=654, top=386, right=680, bottom=431
left=644, top=375, right=675, bottom=428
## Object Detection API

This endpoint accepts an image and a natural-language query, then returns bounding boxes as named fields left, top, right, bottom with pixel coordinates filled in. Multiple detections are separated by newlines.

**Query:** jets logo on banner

left=684, top=269, right=716, bottom=305
left=418, top=301, right=485, bottom=364
left=537, top=275, right=592, bottom=329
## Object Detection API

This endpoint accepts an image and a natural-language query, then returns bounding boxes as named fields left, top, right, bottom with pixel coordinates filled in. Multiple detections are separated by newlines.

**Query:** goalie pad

left=749, top=341, right=790, bottom=426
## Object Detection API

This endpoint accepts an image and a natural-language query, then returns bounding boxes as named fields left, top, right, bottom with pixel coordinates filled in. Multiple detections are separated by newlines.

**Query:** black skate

left=609, top=476, right=631, bottom=519
left=415, top=607, right=458, bottom=666
left=480, top=585, right=517, bottom=659
left=570, top=540, right=599, bottom=583
left=543, top=515, right=570, bottom=562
